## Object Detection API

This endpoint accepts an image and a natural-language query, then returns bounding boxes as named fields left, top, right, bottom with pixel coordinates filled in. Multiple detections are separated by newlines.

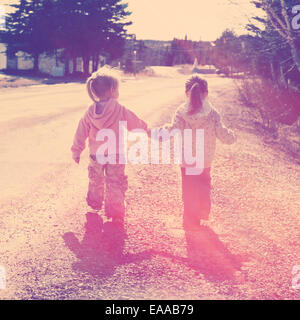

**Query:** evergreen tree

left=213, top=30, right=243, bottom=75
left=54, top=0, right=131, bottom=75
left=2, top=0, right=131, bottom=75
left=248, top=0, right=300, bottom=83
left=2, top=0, right=59, bottom=72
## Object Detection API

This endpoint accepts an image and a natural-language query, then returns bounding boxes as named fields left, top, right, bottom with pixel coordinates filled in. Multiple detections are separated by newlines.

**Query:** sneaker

left=199, top=220, right=210, bottom=227
left=112, top=216, right=124, bottom=226
left=183, top=217, right=201, bottom=231
left=183, top=223, right=201, bottom=232
left=111, top=217, right=127, bottom=237
left=87, top=199, right=102, bottom=211
left=85, top=212, right=102, bottom=232
left=88, top=205, right=102, bottom=211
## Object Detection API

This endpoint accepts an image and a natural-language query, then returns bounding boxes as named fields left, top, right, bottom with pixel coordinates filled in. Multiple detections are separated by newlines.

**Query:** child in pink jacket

left=71, top=72, right=148, bottom=227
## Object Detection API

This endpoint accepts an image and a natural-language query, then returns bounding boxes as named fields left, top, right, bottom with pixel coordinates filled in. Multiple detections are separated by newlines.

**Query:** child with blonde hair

left=71, top=72, right=148, bottom=227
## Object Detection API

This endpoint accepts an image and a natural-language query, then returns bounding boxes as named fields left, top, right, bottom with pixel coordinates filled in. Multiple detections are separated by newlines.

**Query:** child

left=161, top=76, right=236, bottom=230
left=71, top=72, right=148, bottom=227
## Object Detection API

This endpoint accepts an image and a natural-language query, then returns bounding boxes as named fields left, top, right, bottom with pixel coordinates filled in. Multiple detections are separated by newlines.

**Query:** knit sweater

left=163, top=99, right=236, bottom=169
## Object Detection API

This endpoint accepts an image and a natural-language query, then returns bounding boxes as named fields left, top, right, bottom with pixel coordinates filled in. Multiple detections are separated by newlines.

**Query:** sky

left=126, top=0, right=263, bottom=41
left=0, top=0, right=263, bottom=41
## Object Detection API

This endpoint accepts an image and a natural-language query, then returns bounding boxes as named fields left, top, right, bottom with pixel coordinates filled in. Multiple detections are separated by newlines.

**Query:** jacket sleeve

left=71, top=112, right=90, bottom=158
left=161, top=109, right=185, bottom=131
left=214, top=111, right=236, bottom=145
left=122, top=107, right=148, bottom=131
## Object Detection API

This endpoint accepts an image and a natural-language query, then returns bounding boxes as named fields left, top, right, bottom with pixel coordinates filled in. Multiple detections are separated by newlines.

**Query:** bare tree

left=261, top=0, right=300, bottom=72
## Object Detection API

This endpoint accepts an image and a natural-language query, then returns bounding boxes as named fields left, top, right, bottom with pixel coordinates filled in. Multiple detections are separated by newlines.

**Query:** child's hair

left=185, top=76, right=208, bottom=114
left=87, top=73, right=119, bottom=102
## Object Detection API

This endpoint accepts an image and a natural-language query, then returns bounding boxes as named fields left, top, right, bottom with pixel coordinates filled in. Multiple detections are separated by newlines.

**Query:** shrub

left=236, top=78, right=300, bottom=132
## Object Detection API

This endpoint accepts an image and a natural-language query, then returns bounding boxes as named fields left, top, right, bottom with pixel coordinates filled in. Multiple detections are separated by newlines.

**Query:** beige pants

left=86, top=156, right=128, bottom=219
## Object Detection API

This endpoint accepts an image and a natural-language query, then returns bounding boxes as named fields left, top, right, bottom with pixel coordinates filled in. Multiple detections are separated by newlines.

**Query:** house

left=7, top=50, right=69, bottom=76
left=0, top=43, right=6, bottom=69
left=5, top=50, right=106, bottom=76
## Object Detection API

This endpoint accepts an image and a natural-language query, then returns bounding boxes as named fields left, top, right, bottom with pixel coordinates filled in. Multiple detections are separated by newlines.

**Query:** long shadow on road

left=63, top=214, right=245, bottom=284
left=63, top=212, right=152, bottom=278
left=184, top=226, right=245, bottom=282
left=154, top=225, right=246, bottom=283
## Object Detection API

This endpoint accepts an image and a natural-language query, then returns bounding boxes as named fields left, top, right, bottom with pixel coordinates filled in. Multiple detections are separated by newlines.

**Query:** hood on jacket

left=180, top=99, right=213, bottom=127
left=87, top=98, right=123, bottom=130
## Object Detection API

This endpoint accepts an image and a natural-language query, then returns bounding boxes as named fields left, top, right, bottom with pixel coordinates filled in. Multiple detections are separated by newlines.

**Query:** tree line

left=212, top=0, right=300, bottom=129
left=213, top=0, right=300, bottom=88
left=124, top=37, right=213, bottom=71
left=0, top=0, right=131, bottom=76
left=1, top=0, right=299, bottom=91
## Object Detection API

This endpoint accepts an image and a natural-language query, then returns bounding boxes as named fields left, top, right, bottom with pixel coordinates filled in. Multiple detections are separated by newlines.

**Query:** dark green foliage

left=168, top=38, right=211, bottom=66
left=1, top=0, right=132, bottom=75
left=124, top=57, right=133, bottom=73
left=216, top=1, right=300, bottom=129
left=246, top=0, right=300, bottom=85
left=212, top=1, right=300, bottom=87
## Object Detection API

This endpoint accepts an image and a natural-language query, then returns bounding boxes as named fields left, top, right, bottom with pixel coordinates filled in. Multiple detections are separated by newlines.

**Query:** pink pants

left=87, top=156, right=128, bottom=219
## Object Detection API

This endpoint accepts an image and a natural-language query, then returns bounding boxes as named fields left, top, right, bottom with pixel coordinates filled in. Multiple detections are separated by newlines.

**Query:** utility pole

left=133, top=50, right=137, bottom=77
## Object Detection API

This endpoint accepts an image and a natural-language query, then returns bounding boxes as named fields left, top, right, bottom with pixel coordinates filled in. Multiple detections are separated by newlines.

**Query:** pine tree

left=54, top=0, right=131, bottom=75
left=3, top=0, right=59, bottom=72
left=2, top=0, right=132, bottom=75
left=249, top=0, right=300, bottom=80
left=213, top=30, right=243, bottom=75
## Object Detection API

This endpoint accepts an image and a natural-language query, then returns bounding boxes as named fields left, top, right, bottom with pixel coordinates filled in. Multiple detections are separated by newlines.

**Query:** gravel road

left=0, top=71, right=299, bottom=300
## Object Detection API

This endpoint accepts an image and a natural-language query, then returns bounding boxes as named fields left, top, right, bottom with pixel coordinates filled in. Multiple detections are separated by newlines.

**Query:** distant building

left=0, top=4, right=7, bottom=69
left=0, top=43, right=6, bottom=69
left=5, top=49, right=106, bottom=76
left=142, top=40, right=171, bottom=50
left=6, top=50, right=68, bottom=76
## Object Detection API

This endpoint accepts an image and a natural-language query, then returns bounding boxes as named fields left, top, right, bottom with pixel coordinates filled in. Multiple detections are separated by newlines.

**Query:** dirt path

left=0, top=72, right=299, bottom=300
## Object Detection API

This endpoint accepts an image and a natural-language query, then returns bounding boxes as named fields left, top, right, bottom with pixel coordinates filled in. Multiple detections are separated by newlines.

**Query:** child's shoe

left=88, top=204, right=102, bottom=211
left=112, top=216, right=124, bottom=224
left=199, top=219, right=210, bottom=227
left=183, top=216, right=201, bottom=231
left=87, top=198, right=103, bottom=211
left=183, top=222, right=201, bottom=232
left=112, top=216, right=127, bottom=237
left=85, top=212, right=103, bottom=233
